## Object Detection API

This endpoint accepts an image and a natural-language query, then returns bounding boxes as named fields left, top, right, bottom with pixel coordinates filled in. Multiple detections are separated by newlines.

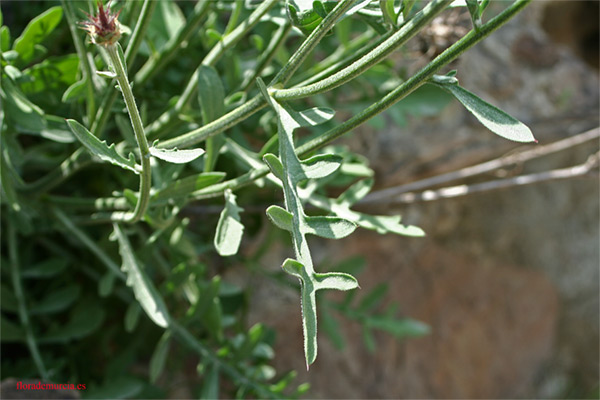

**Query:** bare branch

left=360, top=127, right=600, bottom=204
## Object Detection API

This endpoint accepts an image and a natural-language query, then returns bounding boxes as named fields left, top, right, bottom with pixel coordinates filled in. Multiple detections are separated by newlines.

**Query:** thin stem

left=271, top=0, right=356, bottom=86
left=8, top=222, right=48, bottom=380
left=62, top=0, right=96, bottom=125
left=188, top=0, right=532, bottom=200
left=134, top=0, right=210, bottom=87
left=124, top=0, right=157, bottom=65
left=157, top=0, right=356, bottom=148
left=224, top=0, right=244, bottom=35
left=53, top=207, right=126, bottom=280
left=90, top=0, right=157, bottom=137
left=106, top=44, right=151, bottom=223
left=146, top=0, right=278, bottom=138
left=239, top=22, right=292, bottom=92
left=361, top=126, right=600, bottom=204
left=270, top=0, right=451, bottom=100
left=387, top=154, right=599, bottom=203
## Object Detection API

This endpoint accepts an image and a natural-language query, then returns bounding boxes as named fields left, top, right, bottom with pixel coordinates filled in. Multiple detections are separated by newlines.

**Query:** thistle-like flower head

left=80, top=1, right=122, bottom=47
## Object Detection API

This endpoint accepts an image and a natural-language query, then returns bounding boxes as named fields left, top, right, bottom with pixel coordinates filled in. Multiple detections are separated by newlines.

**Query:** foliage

left=1, top=0, right=532, bottom=397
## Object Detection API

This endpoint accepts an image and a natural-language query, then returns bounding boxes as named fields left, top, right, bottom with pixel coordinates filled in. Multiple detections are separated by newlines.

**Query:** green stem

left=239, top=22, right=292, bottom=92
left=134, top=0, right=210, bottom=87
left=270, top=0, right=356, bottom=86
left=8, top=222, right=48, bottom=380
left=62, top=0, right=96, bottom=125
left=53, top=208, right=126, bottom=279
left=106, top=44, right=151, bottom=223
left=271, top=0, right=451, bottom=100
left=224, top=0, right=244, bottom=35
left=290, top=28, right=377, bottom=88
left=188, top=0, right=531, bottom=199
left=124, top=0, right=157, bottom=65
left=90, top=0, right=157, bottom=137
left=157, top=0, right=355, bottom=148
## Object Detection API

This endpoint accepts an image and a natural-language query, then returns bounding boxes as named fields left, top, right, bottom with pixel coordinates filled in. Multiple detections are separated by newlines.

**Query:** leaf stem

left=90, top=0, right=157, bottom=137
left=106, top=44, right=151, bottom=223
left=7, top=221, right=48, bottom=380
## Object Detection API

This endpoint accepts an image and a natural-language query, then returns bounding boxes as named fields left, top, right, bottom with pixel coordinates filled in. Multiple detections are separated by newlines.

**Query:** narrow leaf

left=337, top=178, right=374, bottom=205
left=214, top=189, right=245, bottom=256
left=366, top=316, right=430, bottom=338
left=304, top=216, right=356, bottom=239
left=290, top=107, right=335, bottom=128
left=149, top=145, right=205, bottom=164
left=197, top=65, right=225, bottom=172
left=67, top=119, right=139, bottom=173
left=380, top=0, right=397, bottom=26
left=113, top=224, right=170, bottom=328
left=437, top=83, right=536, bottom=143
left=150, top=331, right=171, bottom=383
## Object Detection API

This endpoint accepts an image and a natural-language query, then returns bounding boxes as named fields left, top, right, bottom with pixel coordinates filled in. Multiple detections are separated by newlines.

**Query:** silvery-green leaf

left=304, top=215, right=356, bottom=239
left=197, top=65, right=225, bottom=172
left=149, top=145, right=205, bottom=164
left=214, top=189, right=245, bottom=256
left=67, top=119, right=139, bottom=173
left=437, top=83, right=536, bottom=143
left=150, top=331, right=171, bottom=383
left=153, top=172, right=225, bottom=201
left=299, top=153, right=342, bottom=180
left=263, top=153, right=285, bottom=181
left=337, top=178, right=373, bottom=205
left=313, top=271, right=359, bottom=291
left=96, top=70, right=117, bottom=79
left=266, top=205, right=293, bottom=232
left=113, top=224, right=170, bottom=328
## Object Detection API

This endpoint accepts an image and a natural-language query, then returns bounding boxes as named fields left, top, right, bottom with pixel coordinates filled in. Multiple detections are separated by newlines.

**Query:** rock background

left=244, top=1, right=599, bottom=398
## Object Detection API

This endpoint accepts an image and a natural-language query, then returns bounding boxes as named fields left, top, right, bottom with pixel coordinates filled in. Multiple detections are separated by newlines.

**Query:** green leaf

left=62, top=79, right=87, bottom=103
left=13, top=6, right=62, bottom=65
left=197, top=65, right=225, bottom=126
left=1, top=78, right=46, bottom=134
left=124, top=302, right=142, bottom=333
left=263, top=153, right=285, bottom=181
left=436, top=83, right=536, bottom=143
left=199, top=363, right=219, bottom=400
left=214, top=189, right=245, bottom=256
left=40, top=300, right=105, bottom=343
left=98, top=272, right=116, bottom=297
left=150, top=331, right=171, bottom=384
left=266, top=205, right=293, bottom=232
left=29, top=285, right=81, bottom=314
left=304, top=215, right=356, bottom=239
left=299, top=153, right=343, bottom=180
left=197, top=65, right=226, bottom=172
left=113, top=224, right=170, bottom=328
left=357, top=283, right=388, bottom=312
left=149, top=145, right=205, bottom=164
left=290, top=106, right=335, bottom=128
left=380, top=0, right=398, bottom=26
left=365, top=316, right=430, bottom=338
left=40, top=115, right=76, bottom=143
left=313, top=271, right=359, bottom=291
left=67, top=119, right=139, bottom=173
left=0, top=26, right=10, bottom=53
left=22, top=258, right=67, bottom=279
left=337, top=178, right=373, bottom=206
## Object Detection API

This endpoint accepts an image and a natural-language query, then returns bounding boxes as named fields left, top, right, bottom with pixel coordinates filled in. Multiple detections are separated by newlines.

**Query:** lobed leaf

left=67, top=119, right=139, bottom=174
left=113, top=223, right=170, bottom=328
